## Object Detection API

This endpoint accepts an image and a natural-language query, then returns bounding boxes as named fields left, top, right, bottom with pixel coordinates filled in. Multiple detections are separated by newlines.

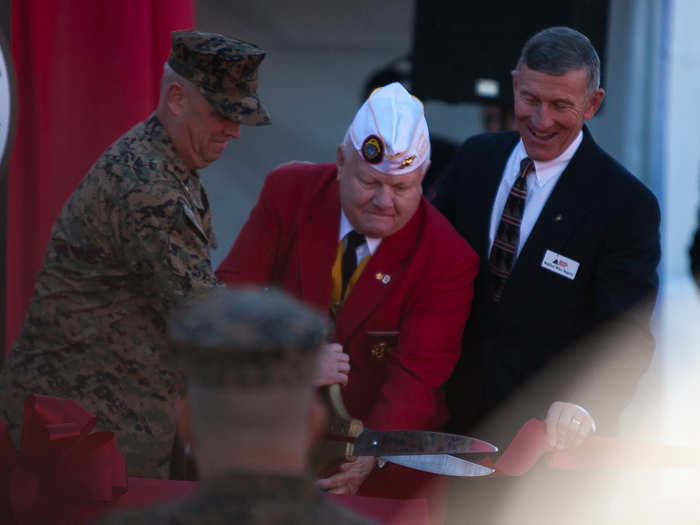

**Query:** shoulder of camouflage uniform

left=75, top=159, right=185, bottom=223
left=84, top=123, right=189, bottom=206
left=89, top=115, right=181, bottom=181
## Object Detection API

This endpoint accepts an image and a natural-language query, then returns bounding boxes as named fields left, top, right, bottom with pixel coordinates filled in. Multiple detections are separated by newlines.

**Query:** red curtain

left=5, top=0, right=195, bottom=351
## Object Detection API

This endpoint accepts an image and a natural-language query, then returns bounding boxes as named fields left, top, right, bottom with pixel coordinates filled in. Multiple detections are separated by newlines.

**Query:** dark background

left=411, top=0, right=609, bottom=105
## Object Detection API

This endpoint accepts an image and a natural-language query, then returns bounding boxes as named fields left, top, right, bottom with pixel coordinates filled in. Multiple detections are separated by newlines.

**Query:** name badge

left=541, top=250, right=579, bottom=280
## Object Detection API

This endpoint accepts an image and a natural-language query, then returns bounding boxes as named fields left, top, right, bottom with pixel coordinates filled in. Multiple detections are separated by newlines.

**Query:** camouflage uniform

left=0, top=114, right=217, bottom=477
left=92, top=287, right=375, bottom=525
left=92, top=472, right=376, bottom=525
left=0, top=30, right=271, bottom=479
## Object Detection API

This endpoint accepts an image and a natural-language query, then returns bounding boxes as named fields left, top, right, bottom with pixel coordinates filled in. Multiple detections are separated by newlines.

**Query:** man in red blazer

left=216, top=83, right=479, bottom=506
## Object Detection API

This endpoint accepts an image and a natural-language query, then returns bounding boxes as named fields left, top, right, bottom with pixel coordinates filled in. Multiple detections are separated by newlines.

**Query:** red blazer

left=216, top=163, right=478, bottom=512
left=217, top=163, right=478, bottom=431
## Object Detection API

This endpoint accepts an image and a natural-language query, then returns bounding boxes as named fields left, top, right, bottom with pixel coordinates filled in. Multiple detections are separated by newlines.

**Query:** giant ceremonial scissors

left=310, top=384, right=498, bottom=477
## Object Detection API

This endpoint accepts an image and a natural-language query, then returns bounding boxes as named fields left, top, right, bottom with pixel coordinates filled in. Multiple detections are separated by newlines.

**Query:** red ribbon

left=482, top=418, right=700, bottom=476
left=0, top=394, right=128, bottom=525
left=479, top=419, right=552, bottom=476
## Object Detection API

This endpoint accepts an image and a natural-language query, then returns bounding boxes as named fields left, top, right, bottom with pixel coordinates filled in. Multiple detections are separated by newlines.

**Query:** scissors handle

left=323, top=383, right=363, bottom=438
left=308, top=384, right=364, bottom=477
left=309, top=439, right=356, bottom=478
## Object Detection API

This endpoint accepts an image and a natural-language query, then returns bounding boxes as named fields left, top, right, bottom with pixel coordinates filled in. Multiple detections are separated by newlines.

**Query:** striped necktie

left=488, top=157, right=534, bottom=303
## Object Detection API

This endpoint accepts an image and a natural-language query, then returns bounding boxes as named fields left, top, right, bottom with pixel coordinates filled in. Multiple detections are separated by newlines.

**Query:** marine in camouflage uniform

left=0, top=30, right=270, bottom=478
left=93, top=287, right=376, bottom=525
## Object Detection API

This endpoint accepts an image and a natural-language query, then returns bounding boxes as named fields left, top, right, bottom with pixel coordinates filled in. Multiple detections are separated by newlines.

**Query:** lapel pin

left=375, top=272, right=391, bottom=284
left=554, top=214, right=563, bottom=222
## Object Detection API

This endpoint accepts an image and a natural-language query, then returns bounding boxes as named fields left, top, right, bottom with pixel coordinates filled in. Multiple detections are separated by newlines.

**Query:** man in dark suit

left=433, top=26, right=660, bottom=453
left=216, top=82, right=478, bottom=518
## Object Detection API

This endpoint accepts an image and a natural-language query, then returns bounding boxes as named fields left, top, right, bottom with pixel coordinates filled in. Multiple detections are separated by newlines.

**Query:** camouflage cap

left=169, top=287, right=328, bottom=388
left=168, top=30, right=271, bottom=126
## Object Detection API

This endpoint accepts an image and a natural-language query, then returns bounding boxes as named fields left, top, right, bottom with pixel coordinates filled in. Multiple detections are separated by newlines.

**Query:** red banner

left=5, top=0, right=195, bottom=351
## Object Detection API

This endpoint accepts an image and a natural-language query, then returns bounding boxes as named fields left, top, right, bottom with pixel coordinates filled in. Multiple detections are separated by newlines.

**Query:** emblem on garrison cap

left=400, top=155, right=416, bottom=169
left=362, top=135, right=384, bottom=164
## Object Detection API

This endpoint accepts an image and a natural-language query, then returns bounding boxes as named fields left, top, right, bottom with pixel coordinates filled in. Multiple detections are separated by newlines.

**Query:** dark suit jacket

left=433, top=127, right=660, bottom=444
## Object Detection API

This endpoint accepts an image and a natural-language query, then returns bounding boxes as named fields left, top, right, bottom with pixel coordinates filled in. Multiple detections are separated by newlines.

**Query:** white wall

left=664, top=0, right=700, bottom=282
left=658, top=0, right=700, bottom=441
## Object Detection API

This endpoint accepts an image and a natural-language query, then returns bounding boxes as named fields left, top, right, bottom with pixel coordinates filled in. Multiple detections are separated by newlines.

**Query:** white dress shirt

left=339, top=211, right=382, bottom=263
left=488, top=131, right=583, bottom=257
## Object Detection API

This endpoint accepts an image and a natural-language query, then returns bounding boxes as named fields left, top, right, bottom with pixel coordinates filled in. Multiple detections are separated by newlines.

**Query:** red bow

left=0, top=394, right=128, bottom=525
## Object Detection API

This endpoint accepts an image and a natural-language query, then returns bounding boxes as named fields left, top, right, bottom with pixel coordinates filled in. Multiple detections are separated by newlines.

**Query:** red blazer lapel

left=334, top=202, right=425, bottom=343
left=297, top=178, right=342, bottom=311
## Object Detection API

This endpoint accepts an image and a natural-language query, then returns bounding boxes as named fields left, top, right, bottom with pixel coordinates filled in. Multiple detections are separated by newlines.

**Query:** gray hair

left=162, top=62, right=188, bottom=87
left=516, top=26, right=601, bottom=93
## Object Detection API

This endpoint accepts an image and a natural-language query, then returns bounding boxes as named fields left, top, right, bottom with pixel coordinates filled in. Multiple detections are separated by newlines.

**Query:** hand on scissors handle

left=315, top=455, right=376, bottom=494
left=313, top=343, right=351, bottom=386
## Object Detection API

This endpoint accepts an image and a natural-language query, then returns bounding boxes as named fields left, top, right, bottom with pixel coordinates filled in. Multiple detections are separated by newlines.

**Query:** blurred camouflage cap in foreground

left=168, top=29, right=271, bottom=126
left=169, top=287, right=328, bottom=387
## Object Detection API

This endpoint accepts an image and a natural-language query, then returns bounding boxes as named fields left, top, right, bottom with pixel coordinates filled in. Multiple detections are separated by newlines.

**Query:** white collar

left=339, top=211, right=381, bottom=255
left=510, top=130, right=583, bottom=187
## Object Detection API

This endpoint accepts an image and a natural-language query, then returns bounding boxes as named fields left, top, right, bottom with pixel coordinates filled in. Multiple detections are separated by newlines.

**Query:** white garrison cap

left=348, top=82, right=431, bottom=175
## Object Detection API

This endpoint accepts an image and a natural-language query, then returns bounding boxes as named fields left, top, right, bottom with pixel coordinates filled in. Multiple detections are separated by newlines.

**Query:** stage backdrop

left=5, top=0, right=195, bottom=352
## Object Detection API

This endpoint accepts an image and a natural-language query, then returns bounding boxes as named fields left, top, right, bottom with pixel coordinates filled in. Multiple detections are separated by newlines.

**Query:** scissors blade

left=382, top=454, right=495, bottom=477
left=352, top=429, right=498, bottom=457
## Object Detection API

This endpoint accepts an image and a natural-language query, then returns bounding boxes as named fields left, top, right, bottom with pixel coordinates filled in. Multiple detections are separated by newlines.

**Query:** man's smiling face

left=512, top=64, right=604, bottom=161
